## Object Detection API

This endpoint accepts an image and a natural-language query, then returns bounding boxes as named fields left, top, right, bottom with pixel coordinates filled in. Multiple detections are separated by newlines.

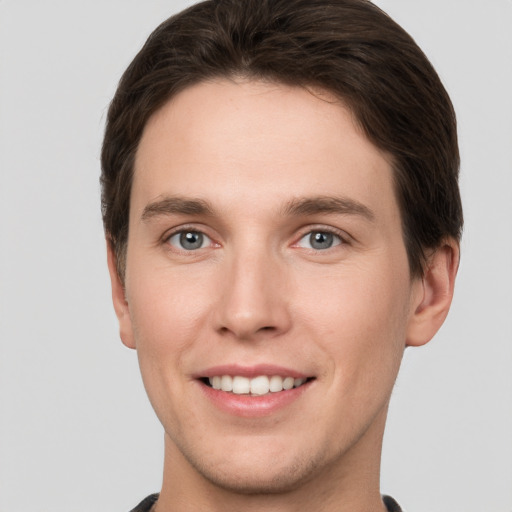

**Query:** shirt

left=129, top=493, right=403, bottom=511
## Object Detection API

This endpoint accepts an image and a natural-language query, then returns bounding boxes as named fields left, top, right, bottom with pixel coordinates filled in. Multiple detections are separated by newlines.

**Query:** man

left=101, top=0, right=462, bottom=510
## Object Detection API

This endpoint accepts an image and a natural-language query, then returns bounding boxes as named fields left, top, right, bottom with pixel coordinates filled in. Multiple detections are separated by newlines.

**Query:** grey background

left=0, top=1, right=511, bottom=511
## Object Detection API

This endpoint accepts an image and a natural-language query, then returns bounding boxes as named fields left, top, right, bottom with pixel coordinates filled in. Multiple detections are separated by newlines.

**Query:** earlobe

left=406, top=239, right=460, bottom=347
left=106, top=239, right=136, bottom=349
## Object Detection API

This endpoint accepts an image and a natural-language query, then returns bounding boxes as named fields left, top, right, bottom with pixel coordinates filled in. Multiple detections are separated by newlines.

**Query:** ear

left=406, top=239, right=460, bottom=347
left=106, top=239, right=136, bottom=349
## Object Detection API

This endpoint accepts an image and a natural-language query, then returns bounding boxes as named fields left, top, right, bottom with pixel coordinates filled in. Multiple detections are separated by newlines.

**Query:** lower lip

left=197, top=380, right=312, bottom=417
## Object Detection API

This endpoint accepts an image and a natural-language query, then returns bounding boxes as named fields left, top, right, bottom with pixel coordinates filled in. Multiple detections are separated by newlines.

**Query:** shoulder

left=129, top=494, right=159, bottom=512
left=383, top=495, right=404, bottom=512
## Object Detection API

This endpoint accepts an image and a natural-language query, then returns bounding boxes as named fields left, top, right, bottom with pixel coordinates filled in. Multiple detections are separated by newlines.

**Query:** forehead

left=132, top=79, right=398, bottom=224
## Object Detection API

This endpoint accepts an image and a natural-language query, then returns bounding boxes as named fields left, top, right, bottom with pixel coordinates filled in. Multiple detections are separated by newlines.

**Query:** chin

left=198, top=461, right=319, bottom=495
left=181, top=441, right=328, bottom=495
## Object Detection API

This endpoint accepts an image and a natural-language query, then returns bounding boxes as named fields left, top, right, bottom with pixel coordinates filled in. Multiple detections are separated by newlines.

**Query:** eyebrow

left=141, top=196, right=214, bottom=221
left=141, top=194, right=375, bottom=222
left=282, top=196, right=375, bottom=221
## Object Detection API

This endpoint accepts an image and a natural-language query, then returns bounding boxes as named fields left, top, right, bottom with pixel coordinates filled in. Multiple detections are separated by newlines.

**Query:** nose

left=214, top=248, right=292, bottom=341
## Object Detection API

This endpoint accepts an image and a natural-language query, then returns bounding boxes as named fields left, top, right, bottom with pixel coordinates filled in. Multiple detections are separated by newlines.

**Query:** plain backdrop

left=0, top=1, right=511, bottom=511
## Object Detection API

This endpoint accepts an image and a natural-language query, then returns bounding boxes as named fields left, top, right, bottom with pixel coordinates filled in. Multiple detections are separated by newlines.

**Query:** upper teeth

left=208, top=375, right=306, bottom=395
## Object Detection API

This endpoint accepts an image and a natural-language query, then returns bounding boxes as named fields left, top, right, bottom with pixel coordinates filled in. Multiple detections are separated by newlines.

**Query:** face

left=113, top=80, right=426, bottom=493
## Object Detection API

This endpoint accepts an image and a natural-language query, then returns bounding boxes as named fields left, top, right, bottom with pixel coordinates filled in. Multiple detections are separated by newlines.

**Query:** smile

left=205, top=375, right=308, bottom=396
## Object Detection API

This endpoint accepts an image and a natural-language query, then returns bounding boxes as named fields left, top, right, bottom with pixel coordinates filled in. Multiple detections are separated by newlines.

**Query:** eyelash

left=163, top=225, right=217, bottom=252
left=292, top=226, right=348, bottom=251
left=162, top=225, right=349, bottom=253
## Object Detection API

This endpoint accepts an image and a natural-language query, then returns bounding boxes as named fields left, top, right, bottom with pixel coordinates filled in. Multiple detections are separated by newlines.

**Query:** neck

left=155, top=407, right=389, bottom=512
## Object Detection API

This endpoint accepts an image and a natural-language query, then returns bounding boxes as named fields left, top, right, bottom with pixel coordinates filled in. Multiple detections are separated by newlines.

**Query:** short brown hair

left=101, top=0, right=463, bottom=280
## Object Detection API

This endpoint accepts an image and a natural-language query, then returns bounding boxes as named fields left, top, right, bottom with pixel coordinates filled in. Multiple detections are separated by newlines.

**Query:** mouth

left=200, top=375, right=313, bottom=396
left=196, top=366, right=315, bottom=416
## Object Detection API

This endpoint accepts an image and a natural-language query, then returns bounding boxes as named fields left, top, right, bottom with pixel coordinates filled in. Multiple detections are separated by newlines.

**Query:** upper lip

left=194, top=364, right=310, bottom=379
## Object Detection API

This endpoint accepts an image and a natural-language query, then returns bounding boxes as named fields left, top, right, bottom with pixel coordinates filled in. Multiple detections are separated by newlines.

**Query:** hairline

left=111, top=74, right=428, bottom=282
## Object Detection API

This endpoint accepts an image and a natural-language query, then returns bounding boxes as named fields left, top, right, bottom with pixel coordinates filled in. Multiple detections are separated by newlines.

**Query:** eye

left=296, top=230, right=343, bottom=250
left=167, top=230, right=212, bottom=251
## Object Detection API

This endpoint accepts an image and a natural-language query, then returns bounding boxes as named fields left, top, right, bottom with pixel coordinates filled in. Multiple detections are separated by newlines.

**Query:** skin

left=108, top=79, right=459, bottom=512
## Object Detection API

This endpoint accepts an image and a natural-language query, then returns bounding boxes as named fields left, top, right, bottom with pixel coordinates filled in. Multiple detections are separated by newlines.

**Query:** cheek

left=126, top=272, right=208, bottom=428
left=295, top=263, right=411, bottom=376
left=127, top=265, right=214, bottom=354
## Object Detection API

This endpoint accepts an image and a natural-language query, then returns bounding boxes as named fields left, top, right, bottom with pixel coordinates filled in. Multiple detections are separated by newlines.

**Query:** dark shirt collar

left=130, top=493, right=403, bottom=512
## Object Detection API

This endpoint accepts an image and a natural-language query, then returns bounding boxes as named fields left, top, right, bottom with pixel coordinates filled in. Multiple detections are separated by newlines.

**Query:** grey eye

left=168, top=230, right=210, bottom=250
left=297, top=231, right=342, bottom=250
